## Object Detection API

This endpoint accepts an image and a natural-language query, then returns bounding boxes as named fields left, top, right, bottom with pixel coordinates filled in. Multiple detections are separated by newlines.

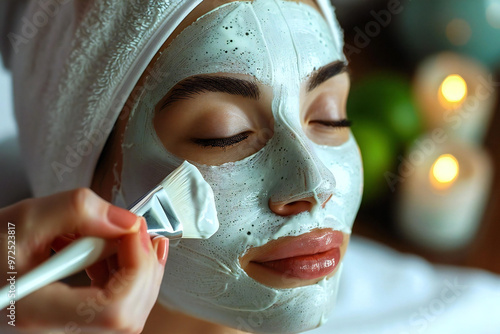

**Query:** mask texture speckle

left=117, top=0, right=362, bottom=332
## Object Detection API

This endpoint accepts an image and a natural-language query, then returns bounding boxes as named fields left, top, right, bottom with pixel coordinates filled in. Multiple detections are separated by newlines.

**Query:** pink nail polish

left=139, top=219, right=150, bottom=253
left=156, top=238, right=169, bottom=266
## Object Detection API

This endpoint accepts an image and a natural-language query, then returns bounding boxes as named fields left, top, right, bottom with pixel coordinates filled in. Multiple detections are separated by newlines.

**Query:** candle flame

left=430, top=154, right=459, bottom=189
left=439, top=75, right=468, bottom=107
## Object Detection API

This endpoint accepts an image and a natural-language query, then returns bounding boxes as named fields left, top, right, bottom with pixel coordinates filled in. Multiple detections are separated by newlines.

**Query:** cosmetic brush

left=0, top=161, right=219, bottom=308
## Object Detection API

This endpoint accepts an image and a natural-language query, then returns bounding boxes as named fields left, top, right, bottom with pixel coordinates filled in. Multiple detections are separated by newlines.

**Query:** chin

left=158, top=255, right=344, bottom=334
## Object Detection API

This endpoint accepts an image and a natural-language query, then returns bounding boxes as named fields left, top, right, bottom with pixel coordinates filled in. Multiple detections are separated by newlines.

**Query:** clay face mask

left=116, top=0, right=362, bottom=332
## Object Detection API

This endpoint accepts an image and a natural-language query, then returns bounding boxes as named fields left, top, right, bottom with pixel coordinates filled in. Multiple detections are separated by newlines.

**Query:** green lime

left=348, top=74, right=422, bottom=146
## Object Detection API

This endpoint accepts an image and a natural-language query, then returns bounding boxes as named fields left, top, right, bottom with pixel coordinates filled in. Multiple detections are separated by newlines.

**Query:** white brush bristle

left=159, top=161, right=219, bottom=239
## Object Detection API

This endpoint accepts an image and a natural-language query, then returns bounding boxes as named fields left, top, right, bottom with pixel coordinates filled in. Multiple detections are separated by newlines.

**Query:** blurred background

left=334, top=0, right=500, bottom=274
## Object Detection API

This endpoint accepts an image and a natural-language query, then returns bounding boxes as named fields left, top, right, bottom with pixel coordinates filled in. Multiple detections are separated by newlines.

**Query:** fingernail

left=107, top=205, right=139, bottom=230
left=139, top=218, right=151, bottom=253
left=154, top=237, right=169, bottom=266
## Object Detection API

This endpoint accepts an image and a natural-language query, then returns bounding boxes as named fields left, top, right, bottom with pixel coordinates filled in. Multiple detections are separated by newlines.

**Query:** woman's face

left=154, top=68, right=353, bottom=290
left=107, top=0, right=362, bottom=332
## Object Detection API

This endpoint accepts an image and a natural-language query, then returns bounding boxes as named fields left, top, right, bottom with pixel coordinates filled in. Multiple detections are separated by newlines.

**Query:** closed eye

left=310, top=119, right=352, bottom=128
left=192, top=131, right=252, bottom=148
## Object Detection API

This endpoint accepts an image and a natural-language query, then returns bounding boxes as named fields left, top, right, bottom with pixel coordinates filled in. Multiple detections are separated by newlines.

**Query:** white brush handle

left=0, top=237, right=106, bottom=309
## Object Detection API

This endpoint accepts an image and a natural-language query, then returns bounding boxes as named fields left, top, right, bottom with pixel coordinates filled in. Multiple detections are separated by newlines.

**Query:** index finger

left=1, top=188, right=140, bottom=246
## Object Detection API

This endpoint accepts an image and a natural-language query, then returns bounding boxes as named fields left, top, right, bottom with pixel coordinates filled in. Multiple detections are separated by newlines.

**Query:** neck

left=143, top=302, right=250, bottom=334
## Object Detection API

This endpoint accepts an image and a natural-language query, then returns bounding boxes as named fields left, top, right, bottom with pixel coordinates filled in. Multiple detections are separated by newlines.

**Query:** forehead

left=163, top=0, right=324, bottom=52
left=152, top=0, right=343, bottom=88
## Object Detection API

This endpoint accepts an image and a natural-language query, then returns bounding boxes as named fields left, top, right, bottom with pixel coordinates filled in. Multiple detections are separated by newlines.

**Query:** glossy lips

left=248, top=229, right=343, bottom=281
left=258, top=248, right=341, bottom=280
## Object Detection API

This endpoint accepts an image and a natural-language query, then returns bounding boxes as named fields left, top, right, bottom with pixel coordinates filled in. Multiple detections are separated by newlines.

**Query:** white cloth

left=307, top=237, right=500, bottom=334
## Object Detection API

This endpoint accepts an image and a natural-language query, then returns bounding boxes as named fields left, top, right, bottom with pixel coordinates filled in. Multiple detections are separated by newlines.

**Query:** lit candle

left=397, top=137, right=493, bottom=251
left=413, top=52, right=497, bottom=144
left=438, top=74, right=468, bottom=109
left=429, top=154, right=460, bottom=190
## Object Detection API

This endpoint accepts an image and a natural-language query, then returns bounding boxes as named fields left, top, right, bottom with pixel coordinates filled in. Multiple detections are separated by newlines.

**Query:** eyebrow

left=307, top=61, right=348, bottom=92
left=159, top=75, right=260, bottom=110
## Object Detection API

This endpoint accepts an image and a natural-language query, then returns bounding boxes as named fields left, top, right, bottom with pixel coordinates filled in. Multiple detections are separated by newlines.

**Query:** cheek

left=313, top=136, right=363, bottom=223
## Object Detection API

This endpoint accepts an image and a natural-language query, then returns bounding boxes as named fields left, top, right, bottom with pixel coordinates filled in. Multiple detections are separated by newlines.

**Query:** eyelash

left=192, top=119, right=351, bottom=149
left=311, top=119, right=352, bottom=128
left=193, top=131, right=252, bottom=148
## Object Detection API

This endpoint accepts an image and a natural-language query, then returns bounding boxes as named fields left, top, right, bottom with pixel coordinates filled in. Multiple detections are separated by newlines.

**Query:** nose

left=266, top=89, right=336, bottom=217
left=269, top=193, right=333, bottom=217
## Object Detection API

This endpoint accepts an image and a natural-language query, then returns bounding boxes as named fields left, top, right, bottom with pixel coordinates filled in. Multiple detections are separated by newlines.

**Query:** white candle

left=397, top=136, right=493, bottom=251
left=413, top=52, right=497, bottom=145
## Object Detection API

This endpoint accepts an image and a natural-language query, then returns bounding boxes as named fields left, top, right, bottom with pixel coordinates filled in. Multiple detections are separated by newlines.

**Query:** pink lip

left=258, top=248, right=341, bottom=280
left=251, top=229, right=344, bottom=263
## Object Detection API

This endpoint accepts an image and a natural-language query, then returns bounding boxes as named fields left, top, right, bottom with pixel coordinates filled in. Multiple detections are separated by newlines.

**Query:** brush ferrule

left=128, top=185, right=183, bottom=239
